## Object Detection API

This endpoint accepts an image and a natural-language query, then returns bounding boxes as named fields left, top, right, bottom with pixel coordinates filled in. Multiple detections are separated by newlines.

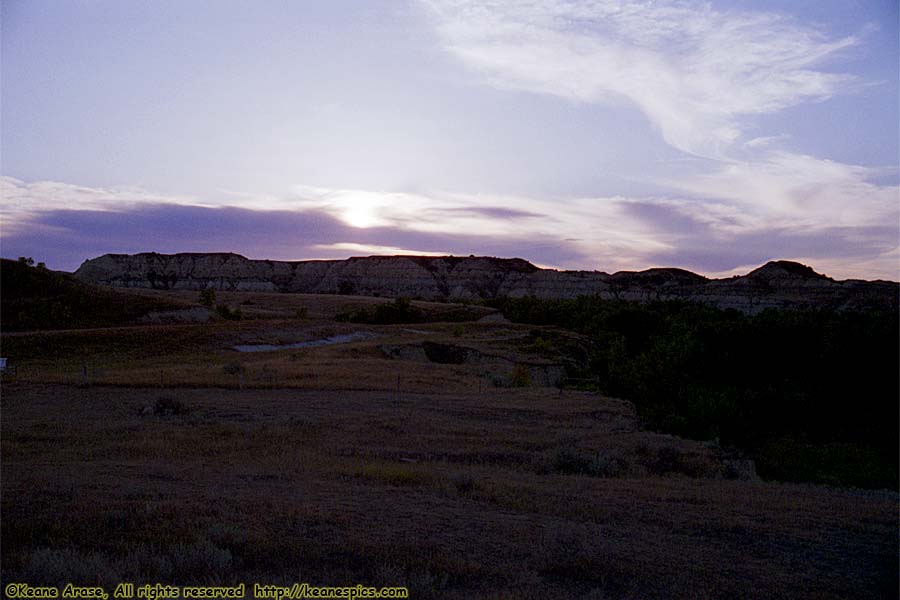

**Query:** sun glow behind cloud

left=311, top=242, right=448, bottom=256
left=4, top=172, right=896, bottom=280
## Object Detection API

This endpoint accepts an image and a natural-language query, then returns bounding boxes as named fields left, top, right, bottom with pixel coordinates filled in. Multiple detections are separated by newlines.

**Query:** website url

left=254, top=584, right=408, bottom=600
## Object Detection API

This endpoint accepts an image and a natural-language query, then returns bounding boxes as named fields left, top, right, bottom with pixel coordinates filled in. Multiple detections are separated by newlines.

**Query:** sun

left=337, top=192, right=384, bottom=228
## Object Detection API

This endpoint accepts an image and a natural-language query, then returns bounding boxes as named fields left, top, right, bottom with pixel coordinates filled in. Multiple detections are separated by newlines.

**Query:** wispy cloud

left=422, top=0, right=860, bottom=158
left=310, top=242, right=448, bottom=257
left=0, top=176, right=206, bottom=235
left=290, top=184, right=563, bottom=237
left=4, top=175, right=896, bottom=280
left=1, top=201, right=594, bottom=272
left=415, top=0, right=897, bottom=279
left=0, top=176, right=657, bottom=272
left=669, top=151, right=898, bottom=226
left=288, top=184, right=671, bottom=270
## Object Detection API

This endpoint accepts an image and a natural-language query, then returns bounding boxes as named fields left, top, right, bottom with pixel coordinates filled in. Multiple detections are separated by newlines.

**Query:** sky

left=1, top=0, right=898, bottom=280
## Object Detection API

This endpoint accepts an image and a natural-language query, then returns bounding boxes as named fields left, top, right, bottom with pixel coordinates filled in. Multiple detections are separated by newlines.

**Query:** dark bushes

left=214, top=304, right=242, bottom=320
left=336, top=297, right=423, bottom=324
left=1, top=258, right=179, bottom=331
left=422, top=342, right=469, bottom=364
left=490, top=295, right=898, bottom=489
left=153, top=396, right=190, bottom=416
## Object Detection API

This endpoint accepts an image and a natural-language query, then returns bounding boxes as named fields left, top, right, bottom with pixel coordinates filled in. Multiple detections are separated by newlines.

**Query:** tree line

left=488, top=295, right=898, bottom=489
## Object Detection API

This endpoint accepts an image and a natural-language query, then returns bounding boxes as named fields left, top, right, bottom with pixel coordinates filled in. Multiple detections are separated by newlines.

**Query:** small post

left=159, top=369, right=164, bottom=388
left=239, top=370, right=244, bottom=390
left=82, top=364, right=89, bottom=386
left=396, top=373, right=401, bottom=401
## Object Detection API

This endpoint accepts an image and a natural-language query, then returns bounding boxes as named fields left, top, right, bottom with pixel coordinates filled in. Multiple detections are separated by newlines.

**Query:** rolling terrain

left=0, top=258, right=183, bottom=331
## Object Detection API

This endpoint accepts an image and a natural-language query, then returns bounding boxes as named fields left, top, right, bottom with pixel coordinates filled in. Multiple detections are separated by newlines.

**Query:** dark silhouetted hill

left=1, top=258, right=180, bottom=331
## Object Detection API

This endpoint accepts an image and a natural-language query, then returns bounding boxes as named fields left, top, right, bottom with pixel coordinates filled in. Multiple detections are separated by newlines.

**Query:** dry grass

left=2, top=382, right=896, bottom=598
left=1, top=314, right=551, bottom=394
left=1, top=292, right=897, bottom=598
left=119, top=288, right=495, bottom=322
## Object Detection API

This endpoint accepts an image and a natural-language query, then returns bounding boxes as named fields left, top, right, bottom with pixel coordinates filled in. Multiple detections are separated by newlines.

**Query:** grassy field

left=1, top=291, right=897, bottom=598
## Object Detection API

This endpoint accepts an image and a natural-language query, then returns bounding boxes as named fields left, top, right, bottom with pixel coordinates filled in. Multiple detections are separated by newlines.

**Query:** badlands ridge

left=75, top=253, right=898, bottom=314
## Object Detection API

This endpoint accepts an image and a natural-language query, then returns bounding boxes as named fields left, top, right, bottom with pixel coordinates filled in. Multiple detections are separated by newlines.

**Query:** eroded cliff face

left=74, top=253, right=899, bottom=314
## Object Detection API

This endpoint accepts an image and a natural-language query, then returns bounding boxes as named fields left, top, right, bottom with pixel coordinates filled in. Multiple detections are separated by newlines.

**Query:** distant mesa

left=745, top=260, right=832, bottom=281
left=73, top=252, right=899, bottom=315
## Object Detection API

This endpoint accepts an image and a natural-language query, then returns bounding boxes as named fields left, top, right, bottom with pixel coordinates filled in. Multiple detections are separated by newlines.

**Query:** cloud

left=1, top=177, right=632, bottom=270
left=617, top=165, right=899, bottom=278
left=668, top=151, right=899, bottom=227
left=310, top=243, right=449, bottom=256
left=422, top=0, right=860, bottom=158
left=641, top=217, right=896, bottom=274
left=2, top=175, right=896, bottom=280
left=288, top=184, right=673, bottom=270
left=416, top=0, right=897, bottom=279
left=430, top=206, right=544, bottom=219
left=0, top=177, right=335, bottom=234
left=0, top=176, right=206, bottom=235
left=289, top=184, right=562, bottom=236
left=0, top=201, right=593, bottom=272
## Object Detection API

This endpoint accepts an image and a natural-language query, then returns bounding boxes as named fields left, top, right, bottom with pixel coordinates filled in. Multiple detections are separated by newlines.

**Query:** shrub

left=335, top=297, right=422, bottom=324
left=255, top=366, right=278, bottom=384
left=548, top=447, right=625, bottom=477
left=423, top=342, right=469, bottom=365
left=153, top=396, right=190, bottom=416
left=511, top=364, right=532, bottom=387
left=222, top=362, right=243, bottom=376
left=452, top=474, right=476, bottom=494
left=199, top=288, right=216, bottom=308
left=633, top=445, right=708, bottom=478
left=522, top=332, right=557, bottom=355
left=355, top=464, right=433, bottom=487
left=755, top=437, right=895, bottom=489
left=215, top=304, right=242, bottom=320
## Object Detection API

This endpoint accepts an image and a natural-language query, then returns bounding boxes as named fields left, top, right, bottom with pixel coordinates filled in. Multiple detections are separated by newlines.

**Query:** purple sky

left=2, top=0, right=898, bottom=280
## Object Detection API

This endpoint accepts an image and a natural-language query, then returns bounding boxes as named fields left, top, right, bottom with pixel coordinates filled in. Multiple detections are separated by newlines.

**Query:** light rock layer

left=74, top=253, right=899, bottom=315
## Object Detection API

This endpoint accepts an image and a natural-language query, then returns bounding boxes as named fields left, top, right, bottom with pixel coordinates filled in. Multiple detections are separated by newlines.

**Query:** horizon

left=12, top=250, right=899, bottom=283
left=2, top=1, right=898, bottom=281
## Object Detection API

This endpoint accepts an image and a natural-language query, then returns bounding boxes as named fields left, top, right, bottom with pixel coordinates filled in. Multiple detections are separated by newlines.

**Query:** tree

left=199, top=288, right=216, bottom=308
